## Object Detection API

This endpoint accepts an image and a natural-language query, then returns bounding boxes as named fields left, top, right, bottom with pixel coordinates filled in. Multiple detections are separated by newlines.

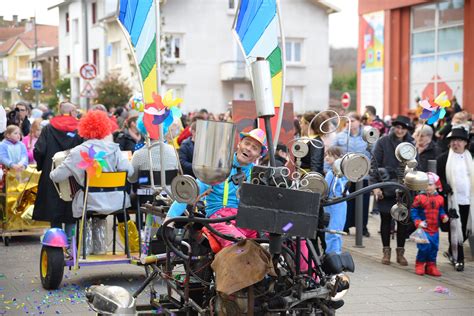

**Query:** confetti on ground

left=282, top=222, right=293, bottom=232
left=434, top=286, right=450, bottom=295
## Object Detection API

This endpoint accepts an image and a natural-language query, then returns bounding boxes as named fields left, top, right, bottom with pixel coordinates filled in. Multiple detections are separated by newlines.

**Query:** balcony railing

left=220, top=61, right=250, bottom=81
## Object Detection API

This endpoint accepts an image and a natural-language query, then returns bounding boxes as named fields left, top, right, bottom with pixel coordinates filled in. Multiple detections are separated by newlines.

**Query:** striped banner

left=233, top=0, right=283, bottom=108
left=118, top=0, right=157, bottom=104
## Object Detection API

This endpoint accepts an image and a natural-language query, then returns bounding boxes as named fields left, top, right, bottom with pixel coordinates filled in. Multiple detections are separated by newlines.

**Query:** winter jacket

left=114, top=129, right=143, bottom=152
left=178, top=138, right=195, bottom=177
left=371, top=131, right=414, bottom=212
left=333, top=127, right=370, bottom=158
left=50, top=139, right=134, bottom=218
left=129, top=141, right=178, bottom=184
left=0, top=139, right=28, bottom=168
left=168, top=154, right=253, bottom=218
left=300, top=136, right=324, bottom=174
left=417, top=141, right=438, bottom=172
left=32, top=115, right=82, bottom=223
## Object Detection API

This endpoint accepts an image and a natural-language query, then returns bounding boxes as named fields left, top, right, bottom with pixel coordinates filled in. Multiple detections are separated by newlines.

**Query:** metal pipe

left=264, top=116, right=276, bottom=167
left=273, top=0, right=286, bottom=148
left=354, top=181, right=364, bottom=248
left=82, top=0, right=90, bottom=110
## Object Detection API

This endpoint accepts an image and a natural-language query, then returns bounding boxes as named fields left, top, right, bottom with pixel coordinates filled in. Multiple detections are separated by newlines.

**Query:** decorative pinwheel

left=419, top=91, right=451, bottom=125
left=143, top=90, right=183, bottom=139
left=76, top=145, right=109, bottom=177
left=130, top=94, right=144, bottom=112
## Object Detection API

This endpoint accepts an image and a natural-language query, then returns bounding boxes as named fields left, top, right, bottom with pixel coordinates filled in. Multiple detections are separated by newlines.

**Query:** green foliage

left=47, top=95, right=59, bottom=109
left=331, top=73, right=357, bottom=91
left=56, top=77, right=71, bottom=98
left=95, top=74, right=132, bottom=109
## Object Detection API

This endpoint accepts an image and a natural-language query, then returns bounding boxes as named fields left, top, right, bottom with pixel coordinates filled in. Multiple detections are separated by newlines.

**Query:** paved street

left=0, top=213, right=473, bottom=315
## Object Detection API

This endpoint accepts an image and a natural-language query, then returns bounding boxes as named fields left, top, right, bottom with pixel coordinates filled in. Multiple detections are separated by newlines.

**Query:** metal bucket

left=192, top=120, right=236, bottom=185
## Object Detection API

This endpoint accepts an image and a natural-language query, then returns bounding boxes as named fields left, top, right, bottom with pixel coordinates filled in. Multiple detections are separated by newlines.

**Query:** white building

left=52, top=0, right=337, bottom=113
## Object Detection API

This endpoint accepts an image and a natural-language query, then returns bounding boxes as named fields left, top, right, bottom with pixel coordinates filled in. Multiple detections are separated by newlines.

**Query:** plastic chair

left=80, top=171, right=129, bottom=259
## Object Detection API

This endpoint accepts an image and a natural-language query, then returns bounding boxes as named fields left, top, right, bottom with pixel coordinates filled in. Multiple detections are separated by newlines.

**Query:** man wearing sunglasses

left=14, top=101, right=31, bottom=136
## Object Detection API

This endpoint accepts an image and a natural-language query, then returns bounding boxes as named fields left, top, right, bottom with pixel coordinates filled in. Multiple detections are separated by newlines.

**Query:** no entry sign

left=341, top=92, right=351, bottom=109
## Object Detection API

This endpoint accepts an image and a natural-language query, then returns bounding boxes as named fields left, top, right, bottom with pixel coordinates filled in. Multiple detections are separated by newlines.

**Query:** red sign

left=80, top=63, right=97, bottom=80
left=341, top=92, right=351, bottom=109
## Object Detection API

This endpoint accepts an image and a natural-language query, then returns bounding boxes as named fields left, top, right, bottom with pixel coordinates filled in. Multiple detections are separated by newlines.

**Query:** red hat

left=78, top=110, right=112, bottom=139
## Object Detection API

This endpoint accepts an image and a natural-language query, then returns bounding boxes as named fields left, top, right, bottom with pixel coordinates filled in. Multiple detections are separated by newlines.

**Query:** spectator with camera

left=7, top=101, right=31, bottom=137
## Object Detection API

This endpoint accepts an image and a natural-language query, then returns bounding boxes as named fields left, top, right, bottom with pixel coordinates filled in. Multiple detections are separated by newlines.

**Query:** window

left=65, top=12, right=70, bottom=33
left=285, top=39, right=303, bottom=64
left=163, top=84, right=184, bottom=99
left=93, top=49, right=100, bottom=73
left=110, top=41, right=121, bottom=66
left=410, top=1, right=464, bottom=107
left=164, top=34, right=182, bottom=61
left=66, top=55, right=71, bottom=73
left=91, top=2, right=97, bottom=25
left=229, top=0, right=236, bottom=9
left=72, top=19, right=79, bottom=43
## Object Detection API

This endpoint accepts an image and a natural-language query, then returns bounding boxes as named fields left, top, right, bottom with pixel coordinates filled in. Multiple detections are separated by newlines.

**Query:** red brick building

left=357, top=0, right=473, bottom=116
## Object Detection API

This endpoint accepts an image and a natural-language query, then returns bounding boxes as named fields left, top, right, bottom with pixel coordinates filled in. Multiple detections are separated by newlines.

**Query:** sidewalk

left=341, top=211, right=474, bottom=291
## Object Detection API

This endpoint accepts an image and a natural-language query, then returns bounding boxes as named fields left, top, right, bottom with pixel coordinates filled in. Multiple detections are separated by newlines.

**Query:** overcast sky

left=1, top=0, right=358, bottom=48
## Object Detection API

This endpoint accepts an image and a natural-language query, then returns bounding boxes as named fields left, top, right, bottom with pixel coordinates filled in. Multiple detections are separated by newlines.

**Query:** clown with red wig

left=50, top=111, right=134, bottom=218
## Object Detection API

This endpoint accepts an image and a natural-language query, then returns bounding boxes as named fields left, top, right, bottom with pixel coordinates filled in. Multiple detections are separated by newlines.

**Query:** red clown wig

left=78, top=110, right=112, bottom=139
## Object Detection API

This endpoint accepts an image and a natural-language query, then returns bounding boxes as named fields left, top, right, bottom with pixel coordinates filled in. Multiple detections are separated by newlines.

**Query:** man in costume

left=33, top=102, right=82, bottom=247
left=166, top=128, right=267, bottom=247
left=410, top=172, right=449, bottom=276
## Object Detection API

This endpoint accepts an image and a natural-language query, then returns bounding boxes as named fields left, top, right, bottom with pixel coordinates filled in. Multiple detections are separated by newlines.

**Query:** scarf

left=445, top=148, right=474, bottom=261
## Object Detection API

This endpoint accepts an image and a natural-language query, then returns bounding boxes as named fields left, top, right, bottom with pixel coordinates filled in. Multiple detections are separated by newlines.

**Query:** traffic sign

left=32, top=68, right=43, bottom=90
left=80, top=63, right=97, bottom=80
left=341, top=92, right=351, bottom=109
left=80, top=82, right=98, bottom=98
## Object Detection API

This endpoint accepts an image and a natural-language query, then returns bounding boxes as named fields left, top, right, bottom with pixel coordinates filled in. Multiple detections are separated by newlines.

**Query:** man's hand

left=442, top=215, right=449, bottom=223
left=373, top=188, right=383, bottom=200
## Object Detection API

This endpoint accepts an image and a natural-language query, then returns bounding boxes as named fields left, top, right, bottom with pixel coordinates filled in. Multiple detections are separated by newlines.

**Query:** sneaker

left=455, top=262, right=464, bottom=272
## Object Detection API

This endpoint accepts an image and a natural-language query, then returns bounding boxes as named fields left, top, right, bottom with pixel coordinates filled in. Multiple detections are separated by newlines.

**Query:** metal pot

left=192, top=120, right=236, bottom=185
left=404, top=170, right=429, bottom=191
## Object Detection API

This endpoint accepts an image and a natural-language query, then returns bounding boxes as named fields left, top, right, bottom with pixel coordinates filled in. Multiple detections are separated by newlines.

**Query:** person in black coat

left=113, top=116, right=143, bottom=152
left=436, top=128, right=472, bottom=272
left=371, top=115, right=414, bottom=266
left=299, top=112, right=324, bottom=174
left=414, top=125, right=438, bottom=172
left=179, top=122, right=195, bottom=177
left=32, top=102, right=82, bottom=244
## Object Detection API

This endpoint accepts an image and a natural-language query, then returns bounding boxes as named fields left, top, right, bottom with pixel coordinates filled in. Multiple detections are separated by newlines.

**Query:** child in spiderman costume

left=410, top=172, right=449, bottom=276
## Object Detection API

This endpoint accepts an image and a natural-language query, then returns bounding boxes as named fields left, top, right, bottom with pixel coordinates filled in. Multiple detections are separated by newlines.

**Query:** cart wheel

left=3, top=236, right=9, bottom=246
left=40, top=246, right=64, bottom=290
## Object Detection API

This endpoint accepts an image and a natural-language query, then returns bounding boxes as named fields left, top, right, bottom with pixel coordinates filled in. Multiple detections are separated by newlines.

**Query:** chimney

left=13, top=15, right=18, bottom=25
left=0, top=16, right=4, bottom=25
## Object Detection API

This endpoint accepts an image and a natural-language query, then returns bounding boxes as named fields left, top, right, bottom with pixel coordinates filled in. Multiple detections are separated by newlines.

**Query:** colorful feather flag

left=233, top=0, right=283, bottom=108
left=118, top=0, right=157, bottom=105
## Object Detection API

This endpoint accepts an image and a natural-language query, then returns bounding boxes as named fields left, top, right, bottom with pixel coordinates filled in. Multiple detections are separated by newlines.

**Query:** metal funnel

left=192, top=120, right=236, bottom=185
